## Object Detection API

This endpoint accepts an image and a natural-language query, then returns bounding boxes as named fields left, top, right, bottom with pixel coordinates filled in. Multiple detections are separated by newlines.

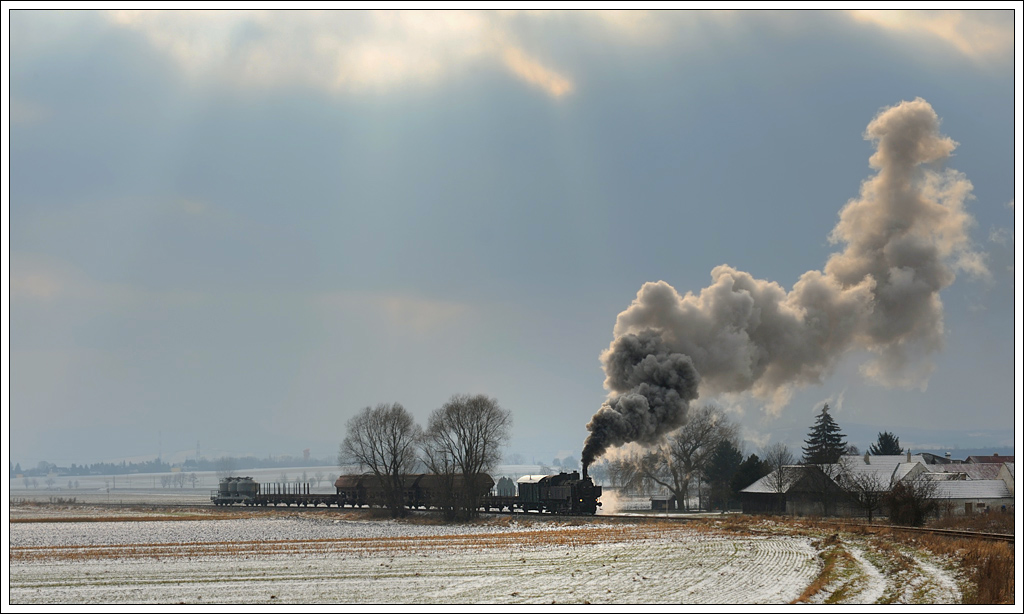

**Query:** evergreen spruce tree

left=868, top=431, right=903, bottom=456
left=704, top=439, right=744, bottom=509
left=731, top=453, right=770, bottom=495
left=802, top=404, right=847, bottom=464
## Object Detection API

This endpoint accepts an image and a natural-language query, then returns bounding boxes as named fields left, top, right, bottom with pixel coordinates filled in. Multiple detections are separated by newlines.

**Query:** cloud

left=11, top=269, right=64, bottom=302
left=848, top=10, right=1014, bottom=62
left=9, top=97, right=50, bottom=124
left=9, top=259, right=108, bottom=304
left=501, top=46, right=572, bottom=98
left=315, top=290, right=474, bottom=338
left=104, top=10, right=574, bottom=98
left=814, top=390, right=847, bottom=415
left=988, top=201, right=1014, bottom=246
left=30, top=10, right=1008, bottom=103
left=178, top=199, right=210, bottom=217
left=9, top=256, right=206, bottom=309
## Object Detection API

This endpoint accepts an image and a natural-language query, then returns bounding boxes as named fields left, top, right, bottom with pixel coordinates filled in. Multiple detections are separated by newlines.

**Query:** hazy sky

left=5, top=9, right=1020, bottom=468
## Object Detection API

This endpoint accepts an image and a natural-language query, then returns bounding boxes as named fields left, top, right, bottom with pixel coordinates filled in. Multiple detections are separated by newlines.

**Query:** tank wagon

left=210, top=477, right=332, bottom=507
left=211, top=476, right=258, bottom=506
left=211, top=470, right=602, bottom=515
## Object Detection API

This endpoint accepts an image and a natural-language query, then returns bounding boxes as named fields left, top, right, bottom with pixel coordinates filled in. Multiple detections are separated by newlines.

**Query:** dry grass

left=791, top=533, right=857, bottom=604
left=698, top=515, right=1014, bottom=605
left=894, top=532, right=1014, bottom=604
left=927, top=511, right=1015, bottom=535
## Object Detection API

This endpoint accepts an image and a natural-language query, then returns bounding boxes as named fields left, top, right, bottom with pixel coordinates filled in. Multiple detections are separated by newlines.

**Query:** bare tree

left=667, top=404, right=738, bottom=510
left=633, top=405, right=739, bottom=511
left=627, top=446, right=682, bottom=510
left=761, top=442, right=795, bottom=514
left=421, top=394, right=511, bottom=519
left=884, top=477, right=938, bottom=526
left=837, top=456, right=889, bottom=522
left=216, top=457, right=237, bottom=479
left=602, top=454, right=648, bottom=494
left=341, top=402, right=422, bottom=518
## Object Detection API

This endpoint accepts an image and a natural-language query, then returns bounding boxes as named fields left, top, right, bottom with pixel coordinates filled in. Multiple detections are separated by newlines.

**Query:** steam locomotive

left=212, top=470, right=602, bottom=515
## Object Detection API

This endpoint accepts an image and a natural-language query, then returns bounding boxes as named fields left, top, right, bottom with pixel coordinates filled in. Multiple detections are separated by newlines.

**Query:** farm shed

left=650, top=495, right=677, bottom=511
left=739, top=465, right=849, bottom=516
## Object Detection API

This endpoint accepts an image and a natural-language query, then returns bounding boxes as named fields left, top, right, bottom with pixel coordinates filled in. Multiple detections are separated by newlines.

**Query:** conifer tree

left=704, top=439, right=744, bottom=509
left=868, top=431, right=903, bottom=456
left=801, top=404, right=847, bottom=464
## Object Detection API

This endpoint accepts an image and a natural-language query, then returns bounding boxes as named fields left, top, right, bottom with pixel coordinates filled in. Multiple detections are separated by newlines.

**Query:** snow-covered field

left=7, top=503, right=964, bottom=605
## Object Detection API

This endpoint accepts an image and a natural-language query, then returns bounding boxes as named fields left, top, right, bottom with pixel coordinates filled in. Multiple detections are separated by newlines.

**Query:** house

left=965, top=454, right=1014, bottom=465
left=922, top=462, right=1003, bottom=481
left=921, top=460, right=1015, bottom=514
left=928, top=480, right=1013, bottom=515
left=918, top=452, right=957, bottom=464
left=997, top=463, right=1014, bottom=496
left=841, top=454, right=928, bottom=481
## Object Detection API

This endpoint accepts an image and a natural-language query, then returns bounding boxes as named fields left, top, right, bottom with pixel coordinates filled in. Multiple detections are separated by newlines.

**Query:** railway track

left=852, top=522, right=1014, bottom=543
left=588, top=511, right=1015, bottom=543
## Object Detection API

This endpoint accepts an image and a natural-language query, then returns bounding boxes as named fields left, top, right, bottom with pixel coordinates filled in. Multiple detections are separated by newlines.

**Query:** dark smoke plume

left=581, top=331, right=701, bottom=468
left=582, top=98, right=987, bottom=468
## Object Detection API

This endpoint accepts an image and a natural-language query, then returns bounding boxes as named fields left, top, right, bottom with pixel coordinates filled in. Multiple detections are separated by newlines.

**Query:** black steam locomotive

left=211, top=470, right=602, bottom=515
left=488, top=471, right=602, bottom=515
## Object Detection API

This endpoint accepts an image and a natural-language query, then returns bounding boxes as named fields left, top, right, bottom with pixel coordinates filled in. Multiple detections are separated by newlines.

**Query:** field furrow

left=7, top=508, right=975, bottom=605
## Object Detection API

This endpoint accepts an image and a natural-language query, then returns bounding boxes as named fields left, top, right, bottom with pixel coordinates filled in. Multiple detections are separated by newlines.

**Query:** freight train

left=211, top=470, right=602, bottom=515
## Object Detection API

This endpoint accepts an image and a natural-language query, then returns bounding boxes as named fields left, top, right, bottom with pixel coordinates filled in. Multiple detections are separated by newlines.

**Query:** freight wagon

left=211, top=470, right=602, bottom=515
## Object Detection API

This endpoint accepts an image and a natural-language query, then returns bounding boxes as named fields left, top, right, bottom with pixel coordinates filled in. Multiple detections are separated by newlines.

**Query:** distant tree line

left=10, top=453, right=337, bottom=479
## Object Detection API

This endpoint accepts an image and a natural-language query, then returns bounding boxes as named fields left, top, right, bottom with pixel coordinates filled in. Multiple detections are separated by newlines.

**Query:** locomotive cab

left=516, top=471, right=602, bottom=515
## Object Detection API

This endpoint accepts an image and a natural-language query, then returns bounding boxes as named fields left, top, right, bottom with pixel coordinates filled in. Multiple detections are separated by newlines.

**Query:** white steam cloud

left=583, top=98, right=986, bottom=467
